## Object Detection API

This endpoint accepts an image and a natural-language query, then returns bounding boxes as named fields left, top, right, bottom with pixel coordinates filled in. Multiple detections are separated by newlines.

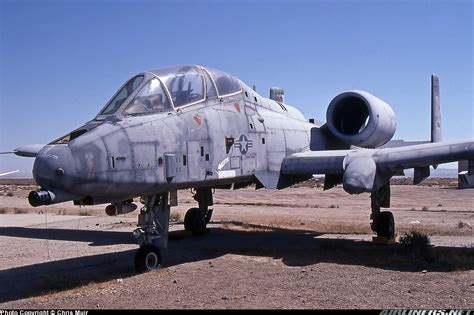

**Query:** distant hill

left=1, top=171, right=33, bottom=179
left=403, top=168, right=458, bottom=178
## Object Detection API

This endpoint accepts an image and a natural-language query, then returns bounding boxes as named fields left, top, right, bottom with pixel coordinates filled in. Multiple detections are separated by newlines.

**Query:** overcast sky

left=1, top=0, right=472, bottom=175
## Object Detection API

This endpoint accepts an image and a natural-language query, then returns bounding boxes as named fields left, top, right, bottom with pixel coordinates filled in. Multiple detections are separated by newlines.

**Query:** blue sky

left=1, top=0, right=472, bottom=174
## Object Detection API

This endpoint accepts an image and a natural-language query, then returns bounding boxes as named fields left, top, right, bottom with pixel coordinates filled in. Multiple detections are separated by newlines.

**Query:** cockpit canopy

left=98, top=65, right=241, bottom=116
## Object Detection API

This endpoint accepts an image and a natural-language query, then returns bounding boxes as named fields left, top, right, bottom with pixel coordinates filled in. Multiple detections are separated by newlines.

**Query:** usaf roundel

left=235, top=134, right=253, bottom=155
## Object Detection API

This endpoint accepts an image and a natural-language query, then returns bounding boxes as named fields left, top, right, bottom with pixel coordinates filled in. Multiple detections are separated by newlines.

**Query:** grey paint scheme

left=24, top=65, right=473, bottom=206
left=31, top=66, right=312, bottom=205
left=282, top=140, right=474, bottom=193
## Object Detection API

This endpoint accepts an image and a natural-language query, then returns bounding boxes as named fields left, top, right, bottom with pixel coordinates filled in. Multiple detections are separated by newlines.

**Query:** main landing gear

left=370, top=183, right=395, bottom=239
left=133, top=193, right=170, bottom=273
left=184, top=187, right=213, bottom=235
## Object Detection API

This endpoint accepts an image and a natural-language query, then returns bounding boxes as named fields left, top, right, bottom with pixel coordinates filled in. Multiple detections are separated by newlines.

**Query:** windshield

left=100, top=75, right=144, bottom=115
left=123, top=78, right=171, bottom=115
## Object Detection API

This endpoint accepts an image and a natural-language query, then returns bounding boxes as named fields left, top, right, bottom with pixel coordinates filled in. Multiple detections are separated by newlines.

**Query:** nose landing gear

left=133, top=193, right=170, bottom=273
left=135, top=244, right=162, bottom=272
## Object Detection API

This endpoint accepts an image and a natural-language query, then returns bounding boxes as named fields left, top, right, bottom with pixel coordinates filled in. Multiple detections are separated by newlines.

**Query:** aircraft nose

left=33, top=144, right=76, bottom=191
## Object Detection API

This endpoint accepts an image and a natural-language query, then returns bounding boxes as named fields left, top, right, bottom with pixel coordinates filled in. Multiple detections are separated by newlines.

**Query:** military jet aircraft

left=3, top=65, right=473, bottom=272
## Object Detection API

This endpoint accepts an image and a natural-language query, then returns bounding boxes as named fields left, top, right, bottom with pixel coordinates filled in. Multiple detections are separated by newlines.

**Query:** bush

left=170, top=211, right=181, bottom=222
left=457, top=221, right=471, bottom=229
left=399, top=230, right=433, bottom=261
left=14, top=208, right=28, bottom=214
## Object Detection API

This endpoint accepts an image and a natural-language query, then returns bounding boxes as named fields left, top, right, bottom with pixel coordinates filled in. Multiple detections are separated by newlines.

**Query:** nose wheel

left=133, top=193, right=170, bottom=273
left=135, top=244, right=162, bottom=272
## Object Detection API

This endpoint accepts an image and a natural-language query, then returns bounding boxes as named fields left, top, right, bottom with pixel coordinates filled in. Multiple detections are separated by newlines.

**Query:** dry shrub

left=14, top=208, right=28, bottom=214
left=457, top=221, right=471, bottom=229
left=170, top=211, right=181, bottom=222
left=399, top=230, right=433, bottom=261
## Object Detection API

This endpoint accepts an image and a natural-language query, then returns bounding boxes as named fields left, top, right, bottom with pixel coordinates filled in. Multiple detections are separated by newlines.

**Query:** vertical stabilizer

left=431, top=74, right=442, bottom=143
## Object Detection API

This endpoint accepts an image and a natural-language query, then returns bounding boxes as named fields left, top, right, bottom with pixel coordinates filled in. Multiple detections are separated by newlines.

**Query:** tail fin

left=431, top=74, right=442, bottom=143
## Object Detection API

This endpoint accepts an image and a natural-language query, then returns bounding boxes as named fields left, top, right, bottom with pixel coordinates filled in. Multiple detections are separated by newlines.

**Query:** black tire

left=376, top=211, right=395, bottom=239
left=135, top=245, right=162, bottom=273
left=205, top=208, right=213, bottom=224
left=184, top=207, right=207, bottom=235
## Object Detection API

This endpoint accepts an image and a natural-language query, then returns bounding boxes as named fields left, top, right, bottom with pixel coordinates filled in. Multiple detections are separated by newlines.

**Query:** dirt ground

left=0, top=179, right=473, bottom=309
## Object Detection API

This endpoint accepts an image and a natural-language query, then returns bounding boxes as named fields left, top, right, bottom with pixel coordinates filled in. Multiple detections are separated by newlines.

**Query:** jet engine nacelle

left=326, top=90, right=396, bottom=148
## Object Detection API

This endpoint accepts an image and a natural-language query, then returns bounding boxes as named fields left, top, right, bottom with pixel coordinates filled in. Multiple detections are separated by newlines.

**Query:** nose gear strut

left=133, top=193, right=170, bottom=273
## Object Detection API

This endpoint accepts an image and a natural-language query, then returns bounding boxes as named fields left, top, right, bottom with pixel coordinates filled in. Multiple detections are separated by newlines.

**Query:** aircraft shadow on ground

left=0, top=226, right=136, bottom=246
left=0, top=223, right=472, bottom=303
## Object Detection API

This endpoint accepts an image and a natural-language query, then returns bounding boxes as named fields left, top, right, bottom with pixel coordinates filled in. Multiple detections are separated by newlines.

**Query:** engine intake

left=326, top=90, right=396, bottom=148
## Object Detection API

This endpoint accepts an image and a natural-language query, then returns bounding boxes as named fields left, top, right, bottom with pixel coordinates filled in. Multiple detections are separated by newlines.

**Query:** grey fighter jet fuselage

left=29, top=65, right=319, bottom=208
left=8, top=64, right=474, bottom=272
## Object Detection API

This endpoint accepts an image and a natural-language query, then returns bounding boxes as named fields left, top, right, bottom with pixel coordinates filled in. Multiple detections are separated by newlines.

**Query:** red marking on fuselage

left=234, top=103, right=241, bottom=113
left=193, top=114, right=202, bottom=125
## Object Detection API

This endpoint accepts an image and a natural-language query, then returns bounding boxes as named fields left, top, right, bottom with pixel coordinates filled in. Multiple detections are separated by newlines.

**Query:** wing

left=281, top=140, right=474, bottom=193
left=0, top=170, right=20, bottom=177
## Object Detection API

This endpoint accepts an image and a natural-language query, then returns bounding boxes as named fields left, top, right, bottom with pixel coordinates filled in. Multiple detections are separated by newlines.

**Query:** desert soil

left=0, top=180, right=473, bottom=309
